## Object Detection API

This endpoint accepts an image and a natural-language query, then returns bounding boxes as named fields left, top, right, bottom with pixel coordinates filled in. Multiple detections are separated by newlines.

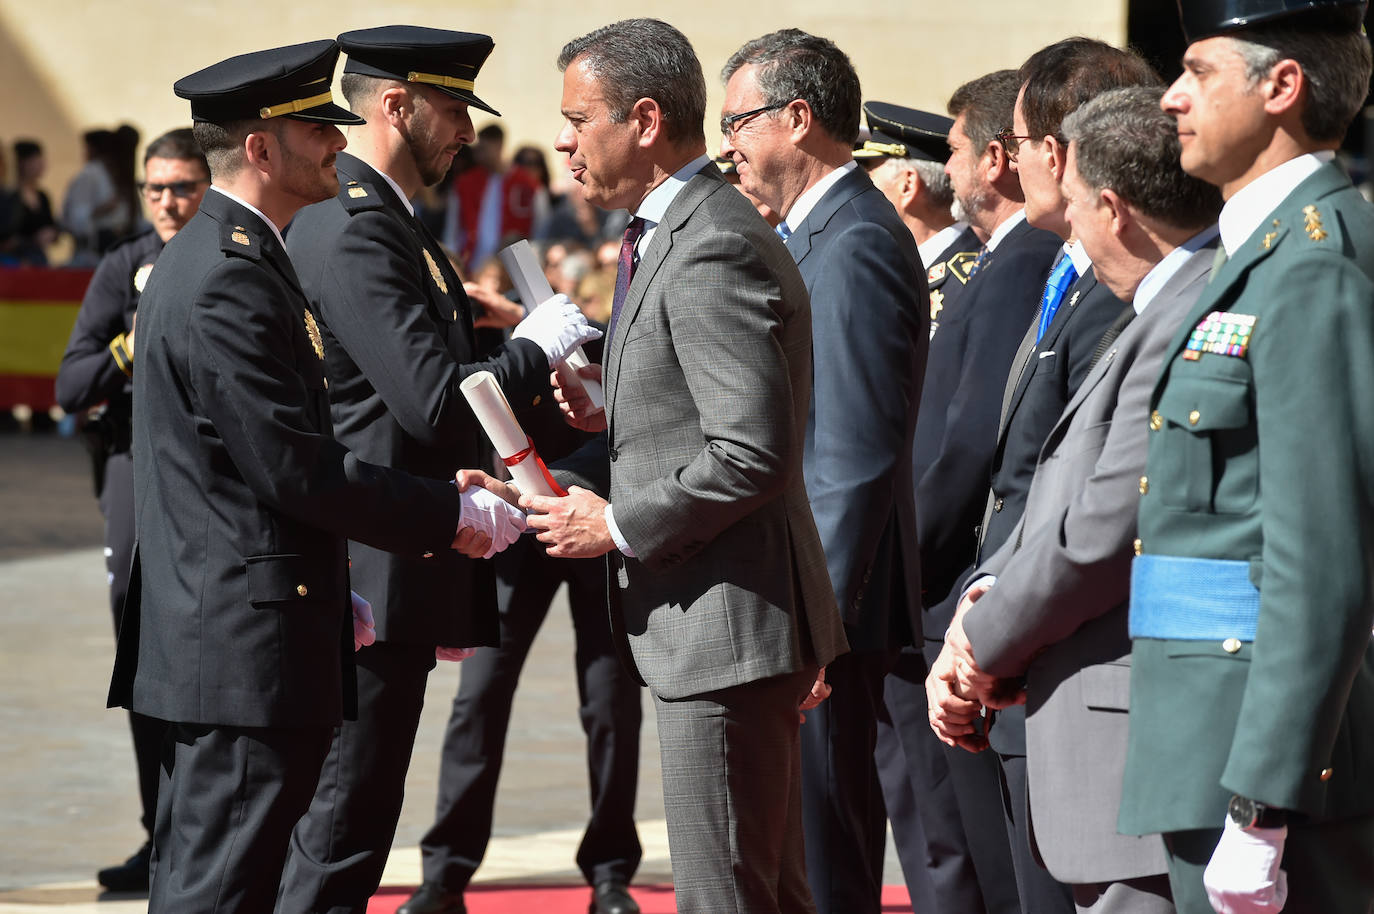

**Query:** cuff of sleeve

left=604, top=504, right=636, bottom=558
left=109, top=333, right=133, bottom=377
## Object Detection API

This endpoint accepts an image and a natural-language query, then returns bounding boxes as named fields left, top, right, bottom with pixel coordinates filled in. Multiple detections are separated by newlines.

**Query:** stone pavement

left=0, top=431, right=900, bottom=912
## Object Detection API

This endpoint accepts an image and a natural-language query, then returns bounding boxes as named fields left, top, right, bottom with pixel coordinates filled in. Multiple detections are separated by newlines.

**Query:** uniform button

left=323, top=378, right=329, bottom=389
left=994, top=498, right=1004, bottom=513
left=1149, top=410, right=1162, bottom=431
left=1133, top=538, right=1143, bottom=556
left=452, top=309, right=458, bottom=320
left=1320, top=768, right=1334, bottom=782
left=1139, top=476, right=1149, bottom=495
left=1188, top=409, right=1201, bottom=426
left=296, top=584, right=309, bottom=597
left=532, top=395, right=542, bottom=407
left=1222, top=638, right=1242, bottom=654
left=422, top=551, right=434, bottom=559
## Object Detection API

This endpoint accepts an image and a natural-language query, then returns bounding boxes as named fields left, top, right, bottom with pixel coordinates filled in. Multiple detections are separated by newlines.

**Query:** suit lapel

left=999, top=267, right=1098, bottom=440
left=605, top=168, right=722, bottom=414
left=786, top=165, right=871, bottom=267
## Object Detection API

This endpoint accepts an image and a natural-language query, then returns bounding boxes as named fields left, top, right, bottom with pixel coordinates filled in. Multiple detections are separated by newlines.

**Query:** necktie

left=1037, top=255, right=1079, bottom=342
left=1208, top=243, right=1229, bottom=284
left=1088, top=303, right=1136, bottom=371
left=967, top=244, right=991, bottom=278
left=776, top=222, right=792, bottom=241
left=606, top=217, right=646, bottom=348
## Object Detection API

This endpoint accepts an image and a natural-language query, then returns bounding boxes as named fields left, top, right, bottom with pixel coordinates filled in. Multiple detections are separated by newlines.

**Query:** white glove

left=512, top=293, right=603, bottom=368
left=436, top=646, right=478, bottom=662
left=1203, top=816, right=1289, bottom=914
left=458, top=485, right=527, bottom=558
left=351, top=591, right=376, bottom=651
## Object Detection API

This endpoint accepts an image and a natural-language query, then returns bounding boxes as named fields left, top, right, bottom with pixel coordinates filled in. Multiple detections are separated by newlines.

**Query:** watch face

left=1228, top=794, right=1258, bottom=828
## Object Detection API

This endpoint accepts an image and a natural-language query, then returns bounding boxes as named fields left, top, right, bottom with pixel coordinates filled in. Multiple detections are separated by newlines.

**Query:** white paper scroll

left=498, top=239, right=605, bottom=410
left=460, top=371, right=565, bottom=498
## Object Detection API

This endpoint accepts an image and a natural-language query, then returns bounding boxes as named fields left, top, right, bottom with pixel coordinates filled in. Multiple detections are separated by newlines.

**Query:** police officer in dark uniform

left=276, top=27, right=603, bottom=914
left=107, top=40, right=526, bottom=914
left=55, top=127, right=208, bottom=892
left=854, top=102, right=981, bottom=342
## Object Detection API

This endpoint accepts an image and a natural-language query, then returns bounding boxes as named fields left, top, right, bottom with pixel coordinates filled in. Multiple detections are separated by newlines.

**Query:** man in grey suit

left=719, top=31, right=927, bottom=914
left=929, top=86, right=1222, bottom=912
left=519, top=18, right=849, bottom=914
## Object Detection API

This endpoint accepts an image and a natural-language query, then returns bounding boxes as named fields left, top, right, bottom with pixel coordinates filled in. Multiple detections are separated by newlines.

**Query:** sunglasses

left=139, top=179, right=207, bottom=200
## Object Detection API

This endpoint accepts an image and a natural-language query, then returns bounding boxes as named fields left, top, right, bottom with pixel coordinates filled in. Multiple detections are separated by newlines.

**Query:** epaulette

left=946, top=249, right=980, bottom=284
left=340, top=180, right=384, bottom=214
left=220, top=222, right=262, bottom=261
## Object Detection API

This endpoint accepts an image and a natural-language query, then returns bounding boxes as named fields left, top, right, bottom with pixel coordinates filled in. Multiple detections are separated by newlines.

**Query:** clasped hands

left=925, top=580, right=1026, bottom=753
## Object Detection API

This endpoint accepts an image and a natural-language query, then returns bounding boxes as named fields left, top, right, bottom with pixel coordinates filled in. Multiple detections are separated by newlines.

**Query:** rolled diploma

left=459, top=371, right=565, bottom=498
left=498, top=239, right=605, bottom=410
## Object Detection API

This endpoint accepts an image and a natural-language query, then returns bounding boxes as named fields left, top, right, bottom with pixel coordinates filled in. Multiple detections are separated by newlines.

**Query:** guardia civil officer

left=106, top=40, right=525, bottom=914
left=276, top=27, right=603, bottom=914
left=1120, top=2, right=1374, bottom=911
left=55, top=127, right=208, bottom=893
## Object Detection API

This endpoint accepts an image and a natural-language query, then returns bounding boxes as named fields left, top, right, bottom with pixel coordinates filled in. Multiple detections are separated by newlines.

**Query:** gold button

left=296, top=584, right=308, bottom=597
left=1139, top=476, right=1149, bottom=495
left=452, top=310, right=458, bottom=320
left=1188, top=409, right=1201, bottom=426
left=994, top=498, right=1004, bottom=513
left=1320, top=768, right=1334, bottom=782
left=1133, top=538, right=1143, bottom=556
left=1222, top=638, right=1242, bottom=654
left=323, top=378, right=329, bottom=389
left=532, top=395, right=542, bottom=407
left=1149, top=410, right=1162, bottom=431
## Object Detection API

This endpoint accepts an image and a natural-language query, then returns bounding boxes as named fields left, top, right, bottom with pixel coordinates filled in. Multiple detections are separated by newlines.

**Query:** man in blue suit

left=721, top=30, right=927, bottom=914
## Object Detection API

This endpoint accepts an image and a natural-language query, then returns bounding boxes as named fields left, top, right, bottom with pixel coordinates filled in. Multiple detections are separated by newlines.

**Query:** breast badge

left=423, top=248, right=449, bottom=294
left=133, top=263, right=155, bottom=293
left=304, top=309, right=325, bottom=360
left=1183, top=311, right=1254, bottom=361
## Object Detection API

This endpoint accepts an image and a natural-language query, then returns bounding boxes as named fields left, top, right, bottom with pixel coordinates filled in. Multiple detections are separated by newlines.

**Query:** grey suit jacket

left=961, top=240, right=1216, bottom=883
left=557, top=166, right=848, bottom=700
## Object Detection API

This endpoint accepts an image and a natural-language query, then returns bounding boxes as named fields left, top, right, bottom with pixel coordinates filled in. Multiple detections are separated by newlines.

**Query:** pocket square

left=1038, top=350, right=1056, bottom=359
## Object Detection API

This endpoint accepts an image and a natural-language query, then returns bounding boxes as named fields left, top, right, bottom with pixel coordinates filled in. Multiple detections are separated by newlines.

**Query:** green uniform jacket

left=1120, top=162, right=1374, bottom=835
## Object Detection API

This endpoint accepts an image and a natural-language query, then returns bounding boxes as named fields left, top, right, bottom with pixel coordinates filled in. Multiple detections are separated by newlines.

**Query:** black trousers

left=799, top=646, right=897, bottom=914
left=149, top=722, right=332, bottom=914
left=275, top=641, right=437, bottom=914
left=878, top=645, right=1018, bottom=914
left=102, top=451, right=165, bottom=840
left=999, top=752, right=1076, bottom=914
left=420, top=537, right=643, bottom=891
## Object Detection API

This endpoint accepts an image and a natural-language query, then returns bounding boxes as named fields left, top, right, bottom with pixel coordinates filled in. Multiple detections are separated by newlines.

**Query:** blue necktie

left=967, top=245, right=991, bottom=277
left=776, top=222, right=792, bottom=240
left=1037, top=255, right=1079, bottom=342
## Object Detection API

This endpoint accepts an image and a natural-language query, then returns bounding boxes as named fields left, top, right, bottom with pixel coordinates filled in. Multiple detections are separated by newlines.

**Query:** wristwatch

left=1228, top=794, right=1288, bottom=829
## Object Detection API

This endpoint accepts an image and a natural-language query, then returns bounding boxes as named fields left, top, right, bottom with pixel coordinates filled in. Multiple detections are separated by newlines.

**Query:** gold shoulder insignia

left=423, top=248, right=449, bottom=294
left=304, top=309, right=325, bottom=360
left=1261, top=231, right=1277, bottom=250
left=133, top=262, right=155, bottom=292
left=1303, top=204, right=1328, bottom=242
left=348, top=186, right=368, bottom=198
left=231, top=226, right=251, bottom=246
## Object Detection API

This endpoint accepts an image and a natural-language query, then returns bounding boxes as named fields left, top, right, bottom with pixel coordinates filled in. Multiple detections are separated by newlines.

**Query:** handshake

left=450, top=469, right=526, bottom=559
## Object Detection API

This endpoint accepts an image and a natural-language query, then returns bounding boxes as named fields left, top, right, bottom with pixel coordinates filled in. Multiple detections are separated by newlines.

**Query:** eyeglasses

left=139, top=179, right=207, bottom=200
left=995, top=128, right=1034, bottom=160
left=720, top=102, right=787, bottom=140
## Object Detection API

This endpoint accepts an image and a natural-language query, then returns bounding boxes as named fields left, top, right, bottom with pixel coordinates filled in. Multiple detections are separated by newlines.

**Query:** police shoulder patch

left=340, top=180, right=384, bottom=214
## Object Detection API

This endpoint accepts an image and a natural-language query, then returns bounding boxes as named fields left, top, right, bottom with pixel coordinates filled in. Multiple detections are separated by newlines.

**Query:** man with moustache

left=933, top=83, right=1222, bottom=914
left=522, top=18, right=848, bottom=913
left=717, top=32, right=927, bottom=914
left=56, top=127, right=208, bottom=893
left=277, top=28, right=601, bottom=914
left=931, top=39, right=1162, bottom=913
left=912, top=68, right=1063, bottom=914
left=1119, top=2, right=1374, bottom=910
left=108, top=40, right=526, bottom=914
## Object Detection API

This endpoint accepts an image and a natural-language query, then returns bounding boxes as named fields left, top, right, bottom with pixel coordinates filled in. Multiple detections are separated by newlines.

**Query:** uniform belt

left=1129, top=554, right=1259, bottom=641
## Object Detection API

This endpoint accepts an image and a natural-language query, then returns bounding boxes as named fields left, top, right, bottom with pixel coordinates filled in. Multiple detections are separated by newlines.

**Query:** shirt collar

left=1133, top=224, right=1220, bottom=315
left=209, top=186, right=285, bottom=248
left=1064, top=238, right=1092, bottom=276
left=634, top=154, right=713, bottom=228
left=1218, top=151, right=1334, bottom=256
left=918, top=221, right=970, bottom=268
left=984, top=207, right=1027, bottom=252
left=781, top=160, right=858, bottom=235
left=366, top=162, right=415, bottom=216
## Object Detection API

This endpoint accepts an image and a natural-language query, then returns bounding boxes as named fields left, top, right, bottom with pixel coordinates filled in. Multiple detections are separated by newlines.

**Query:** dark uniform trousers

left=419, top=535, right=643, bottom=892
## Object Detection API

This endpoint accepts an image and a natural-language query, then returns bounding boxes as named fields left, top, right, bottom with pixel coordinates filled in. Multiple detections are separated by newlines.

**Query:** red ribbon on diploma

left=502, top=436, right=568, bottom=497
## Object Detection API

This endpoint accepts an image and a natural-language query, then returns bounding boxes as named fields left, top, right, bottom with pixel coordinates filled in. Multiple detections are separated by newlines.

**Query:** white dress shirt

left=778, top=160, right=859, bottom=235
left=1218, top=151, right=1334, bottom=257
left=918, top=221, right=972, bottom=269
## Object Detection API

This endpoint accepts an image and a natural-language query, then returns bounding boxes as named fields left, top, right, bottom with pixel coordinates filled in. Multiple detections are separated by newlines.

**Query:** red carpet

left=368, top=884, right=915, bottom=913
